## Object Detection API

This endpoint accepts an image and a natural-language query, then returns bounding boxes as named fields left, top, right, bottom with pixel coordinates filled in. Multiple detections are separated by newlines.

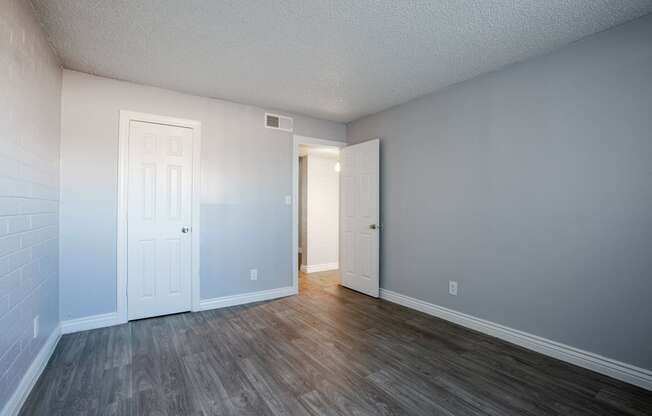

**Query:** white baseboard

left=0, top=325, right=61, bottom=416
left=300, top=262, right=338, bottom=273
left=198, top=286, right=296, bottom=311
left=60, top=312, right=120, bottom=334
left=380, top=289, right=652, bottom=391
left=60, top=286, right=298, bottom=331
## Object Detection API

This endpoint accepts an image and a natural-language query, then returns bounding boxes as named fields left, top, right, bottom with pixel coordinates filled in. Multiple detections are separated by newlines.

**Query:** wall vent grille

left=265, top=113, right=293, bottom=132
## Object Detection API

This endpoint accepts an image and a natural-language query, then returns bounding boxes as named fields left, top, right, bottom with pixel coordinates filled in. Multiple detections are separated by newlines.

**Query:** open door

left=339, top=139, right=380, bottom=297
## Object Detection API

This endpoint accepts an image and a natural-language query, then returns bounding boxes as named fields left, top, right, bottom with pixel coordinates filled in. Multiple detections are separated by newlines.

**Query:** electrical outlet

left=33, top=316, right=39, bottom=339
left=449, top=281, right=458, bottom=296
left=250, top=269, right=258, bottom=281
left=284, top=195, right=292, bottom=205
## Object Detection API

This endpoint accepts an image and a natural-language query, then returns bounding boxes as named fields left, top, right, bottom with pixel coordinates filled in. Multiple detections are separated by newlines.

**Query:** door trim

left=117, top=110, right=202, bottom=324
left=292, top=135, right=346, bottom=294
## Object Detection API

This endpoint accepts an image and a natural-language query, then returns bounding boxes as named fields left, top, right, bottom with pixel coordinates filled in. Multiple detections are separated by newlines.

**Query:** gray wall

left=0, top=0, right=62, bottom=409
left=347, top=14, right=652, bottom=370
left=60, top=70, right=345, bottom=321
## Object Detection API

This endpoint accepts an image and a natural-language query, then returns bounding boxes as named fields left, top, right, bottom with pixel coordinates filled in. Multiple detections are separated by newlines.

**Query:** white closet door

left=127, top=121, right=194, bottom=320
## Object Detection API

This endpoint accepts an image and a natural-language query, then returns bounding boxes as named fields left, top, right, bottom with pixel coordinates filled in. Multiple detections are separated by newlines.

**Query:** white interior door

left=127, top=120, right=194, bottom=320
left=339, top=139, right=380, bottom=297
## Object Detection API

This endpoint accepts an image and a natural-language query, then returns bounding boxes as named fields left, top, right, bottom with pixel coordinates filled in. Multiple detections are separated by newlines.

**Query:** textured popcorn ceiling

left=31, top=1, right=652, bottom=122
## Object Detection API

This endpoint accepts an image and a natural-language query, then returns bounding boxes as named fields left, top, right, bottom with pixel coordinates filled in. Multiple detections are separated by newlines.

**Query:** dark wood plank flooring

left=20, top=271, right=652, bottom=415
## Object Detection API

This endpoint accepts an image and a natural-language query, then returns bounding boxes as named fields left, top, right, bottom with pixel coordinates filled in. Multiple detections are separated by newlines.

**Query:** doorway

left=299, top=143, right=341, bottom=276
left=292, top=135, right=380, bottom=297
left=117, top=111, right=202, bottom=323
left=292, top=136, right=345, bottom=293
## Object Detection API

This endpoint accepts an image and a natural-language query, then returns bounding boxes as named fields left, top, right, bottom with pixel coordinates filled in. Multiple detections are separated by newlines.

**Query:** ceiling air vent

left=265, top=113, right=293, bottom=132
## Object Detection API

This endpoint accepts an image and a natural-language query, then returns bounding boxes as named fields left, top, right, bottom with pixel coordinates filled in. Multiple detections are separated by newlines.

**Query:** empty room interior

left=1, top=1, right=652, bottom=415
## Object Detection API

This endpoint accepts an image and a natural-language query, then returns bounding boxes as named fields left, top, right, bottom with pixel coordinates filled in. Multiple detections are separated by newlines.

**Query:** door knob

left=181, top=226, right=191, bottom=234
left=369, top=224, right=380, bottom=230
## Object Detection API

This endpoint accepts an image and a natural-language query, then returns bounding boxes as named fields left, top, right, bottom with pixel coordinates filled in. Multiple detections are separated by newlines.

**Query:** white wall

left=59, top=70, right=346, bottom=321
left=0, top=0, right=62, bottom=410
left=348, top=14, right=652, bottom=371
left=303, top=154, right=339, bottom=271
left=298, top=156, right=307, bottom=264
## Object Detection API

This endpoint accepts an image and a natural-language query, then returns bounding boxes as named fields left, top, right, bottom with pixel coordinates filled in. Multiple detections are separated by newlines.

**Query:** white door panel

left=340, top=139, right=379, bottom=297
left=128, top=121, right=194, bottom=320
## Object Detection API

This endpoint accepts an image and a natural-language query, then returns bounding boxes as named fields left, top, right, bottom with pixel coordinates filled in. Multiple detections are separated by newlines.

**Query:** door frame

left=117, top=110, right=202, bottom=324
left=292, top=135, right=347, bottom=293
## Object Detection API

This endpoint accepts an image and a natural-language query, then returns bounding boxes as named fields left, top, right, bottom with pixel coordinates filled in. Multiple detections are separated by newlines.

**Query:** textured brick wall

left=0, top=0, right=61, bottom=409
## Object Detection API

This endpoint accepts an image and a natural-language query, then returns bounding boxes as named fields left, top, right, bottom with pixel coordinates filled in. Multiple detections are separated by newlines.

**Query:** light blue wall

left=0, top=0, right=61, bottom=410
left=347, top=14, right=652, bottom=370
left=59, top=70, right=345, bottom=321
